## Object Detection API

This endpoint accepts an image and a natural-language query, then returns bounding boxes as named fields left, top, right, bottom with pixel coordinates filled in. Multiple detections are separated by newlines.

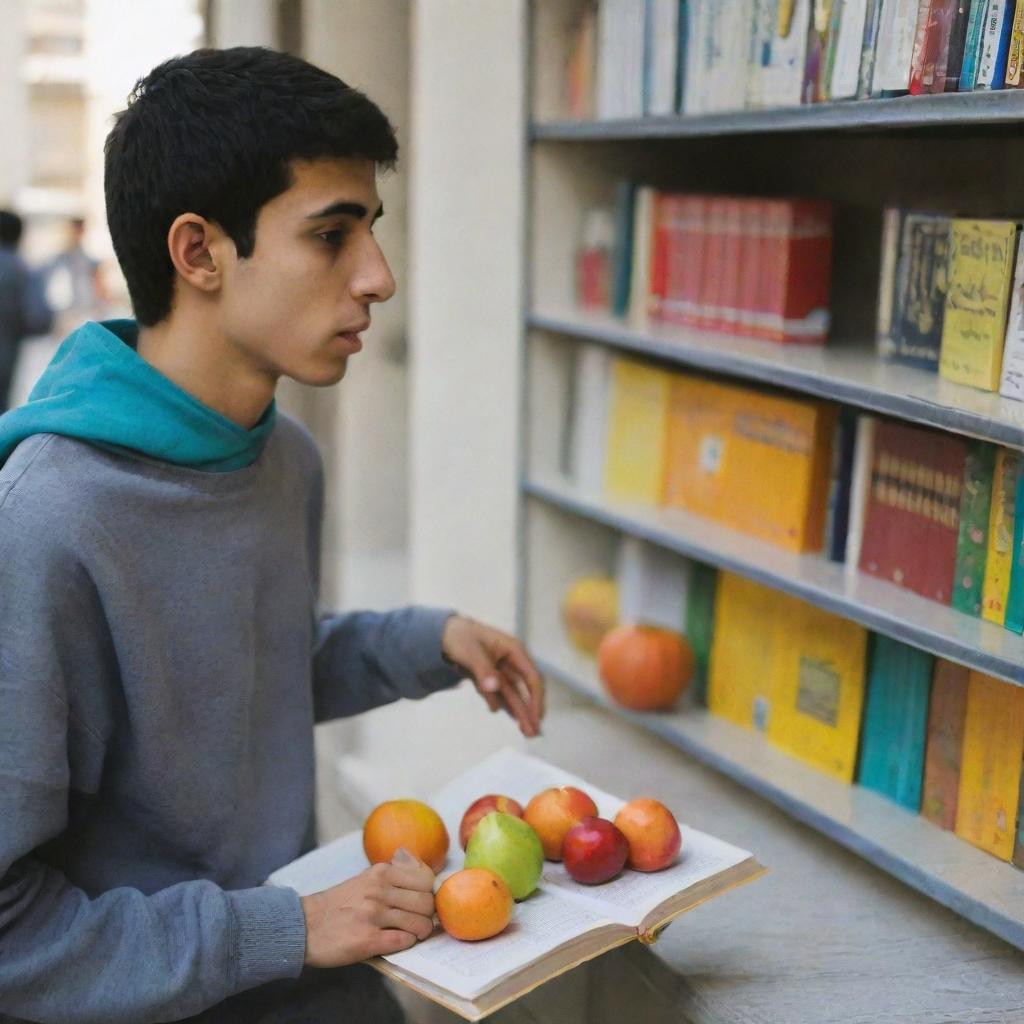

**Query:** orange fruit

left=436, top=868, right=513, bottom=941
left=362, top=799, right=450, bottom=873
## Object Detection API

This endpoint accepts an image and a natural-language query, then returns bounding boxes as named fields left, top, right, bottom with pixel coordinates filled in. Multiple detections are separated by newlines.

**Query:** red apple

left=523, top=786, right=599, bottom=861
left=613, top=798, right=682, bottom=872
left=562, top=816, right=629, bottom=884
left=459, top=795, right=525, bottom=849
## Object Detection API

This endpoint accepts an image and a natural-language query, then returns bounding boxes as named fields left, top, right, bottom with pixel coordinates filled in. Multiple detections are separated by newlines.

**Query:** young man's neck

left=136, top=313, right=276, bottom=431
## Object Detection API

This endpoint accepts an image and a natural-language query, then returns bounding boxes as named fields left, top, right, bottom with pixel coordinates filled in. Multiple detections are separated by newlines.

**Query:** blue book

left=643, top=0, right=655, bottom=115
left=975, top=0, right=1014, bottom=88
left=959, top=0, right=991, bottom=89
left=675, top=1, right=689, bottom=113
left=826, top=408, right=857, bottom=563
left=611, top=181, right=637, bottom=318
left=990, top=0, right=1015, bottom=88
left=858, top=635, right=934, bottom=811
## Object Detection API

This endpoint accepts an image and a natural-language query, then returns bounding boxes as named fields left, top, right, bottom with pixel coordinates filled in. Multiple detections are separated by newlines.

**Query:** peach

left=436, top=867, right=513, bottom=941
left=613, top=798, right=681, bottom=872
left=523, top=785, right=599, bottom=861
left=362, top=799, right=449, bottom=873
left=459, top=794, right=525, bottom=849
left=562, top=817, right=629, bottom=884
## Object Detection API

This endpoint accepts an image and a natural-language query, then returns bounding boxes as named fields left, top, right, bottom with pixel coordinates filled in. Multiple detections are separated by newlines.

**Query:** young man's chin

left=290, top=358, right=349, bottom=388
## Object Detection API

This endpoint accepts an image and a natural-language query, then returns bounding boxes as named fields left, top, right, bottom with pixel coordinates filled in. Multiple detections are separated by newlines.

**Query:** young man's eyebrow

left=305, top=200, right=384, bottom=224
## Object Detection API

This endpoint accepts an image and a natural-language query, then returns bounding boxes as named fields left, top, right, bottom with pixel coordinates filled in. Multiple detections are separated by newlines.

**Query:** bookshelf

left=522, top=2, right=1024, bottom=955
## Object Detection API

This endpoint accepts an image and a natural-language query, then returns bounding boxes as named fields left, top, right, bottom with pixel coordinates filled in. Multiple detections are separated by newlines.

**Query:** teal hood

left=0, top=319, right=276, bottom=472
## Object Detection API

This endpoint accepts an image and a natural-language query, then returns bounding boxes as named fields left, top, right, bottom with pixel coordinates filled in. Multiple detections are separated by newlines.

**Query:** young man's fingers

left=386, top=885, right=435, bottom=917
left=389, top=850, right=436, bottom=890
left=377, top=929, right=419, bottom=955
left=499, top=647, right=545, bottom=724
left=379, top=907, right=435, bottom=941
left=498, top=676, right=538, bottom=737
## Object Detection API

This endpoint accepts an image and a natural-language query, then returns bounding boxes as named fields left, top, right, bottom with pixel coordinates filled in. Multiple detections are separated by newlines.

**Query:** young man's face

left=219, top=156, right=395, bottom=386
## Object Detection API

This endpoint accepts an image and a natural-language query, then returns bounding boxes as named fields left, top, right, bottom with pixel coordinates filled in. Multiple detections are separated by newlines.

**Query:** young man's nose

left=351, top=236, right=396, bottom=305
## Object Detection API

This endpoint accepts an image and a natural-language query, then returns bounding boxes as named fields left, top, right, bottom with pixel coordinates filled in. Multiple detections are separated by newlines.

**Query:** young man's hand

left=300, top=848, right=436, bottom=967
left=442, top=615, right=546, bottom=738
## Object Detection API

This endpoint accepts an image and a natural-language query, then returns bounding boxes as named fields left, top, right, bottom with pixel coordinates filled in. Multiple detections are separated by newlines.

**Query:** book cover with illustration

left=951, top=440, right=995, bottom=617
left=955, top=671, right=1024, bottom=861
left=982, top=448, right=1020, bottom=626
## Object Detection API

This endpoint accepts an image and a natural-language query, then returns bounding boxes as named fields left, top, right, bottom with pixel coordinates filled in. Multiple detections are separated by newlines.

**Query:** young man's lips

left=335, top=327, right=367, bottom=352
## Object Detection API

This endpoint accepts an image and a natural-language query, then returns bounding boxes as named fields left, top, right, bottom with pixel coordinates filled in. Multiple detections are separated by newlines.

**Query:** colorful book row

left=878, top=209, right=1024, bottom=397
left=577, top=187, right=833, bottom=344
left=564, top=0, right=1024, bottom=122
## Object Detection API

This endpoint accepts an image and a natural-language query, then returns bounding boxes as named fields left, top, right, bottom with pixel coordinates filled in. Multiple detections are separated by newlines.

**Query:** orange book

left=662, top=376, right=836, bottom=552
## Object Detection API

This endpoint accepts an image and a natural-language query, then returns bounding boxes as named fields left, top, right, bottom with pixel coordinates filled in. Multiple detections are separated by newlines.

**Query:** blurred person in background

left=0, top=210, right=53, bottom=413
left=43, top=216, right=110, bottom=337
left=0, top=47, right=543, bottom=1024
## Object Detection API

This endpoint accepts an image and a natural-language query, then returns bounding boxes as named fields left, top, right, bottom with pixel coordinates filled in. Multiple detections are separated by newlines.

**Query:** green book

left=1004, top=466, right=1024, bottom=634
left=685, top=562, right=718, bottom=708
left=952, top=441, right=995, bottom=618
left=858, top=635, right=934, bottom=812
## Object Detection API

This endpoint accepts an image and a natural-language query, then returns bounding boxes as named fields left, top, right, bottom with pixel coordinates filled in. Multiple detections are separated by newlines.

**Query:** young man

left=0, top=210, right=53, bottom=413
left=0, top=48, right=544, bottom=1024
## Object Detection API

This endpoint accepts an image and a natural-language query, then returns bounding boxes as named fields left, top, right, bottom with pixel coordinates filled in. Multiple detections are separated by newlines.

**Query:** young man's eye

left=317, top=228, right=346, bottom=247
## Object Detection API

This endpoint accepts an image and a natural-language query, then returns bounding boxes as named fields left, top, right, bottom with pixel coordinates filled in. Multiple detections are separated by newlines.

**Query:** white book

left=628, top=185, right=655, bottom=323
left=568, top=344, right=613, bottom=494
left=623, top=0, right=648, bottom=117
left=268, top=748, right=764, bottom=1022
left=760, top=0, right=812, bottom=107
left=746, top=0, right=777, bottom=108
left=684, top=0, right=709, bottom=114
left=596, top=0, right=620, bottom=118
left=844, top=415, right=876, bottom=572
left=830, top=0, right=870, bottom=98
left=872, top=0, right=919, bottom=92
left=998, top=242, right=1024, bottom=401
left=615, top=535, right=692, bottom=630
left=646, top=0, right=681, bottom=115
left=977, top=0, right=1009, bottom=87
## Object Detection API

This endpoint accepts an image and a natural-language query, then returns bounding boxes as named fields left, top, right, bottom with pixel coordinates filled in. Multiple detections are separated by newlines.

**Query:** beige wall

left=0, top=1, right=29, bottom=205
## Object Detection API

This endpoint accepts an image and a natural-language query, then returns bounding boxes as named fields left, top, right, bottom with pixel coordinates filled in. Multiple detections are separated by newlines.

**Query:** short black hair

left=0, top=210, right=23, bottom=249
left=104, top=46, right=398, bottom=326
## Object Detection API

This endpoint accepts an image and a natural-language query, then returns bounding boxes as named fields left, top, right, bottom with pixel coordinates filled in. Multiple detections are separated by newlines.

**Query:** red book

left=717, top=198, right=744, bottom=332
left=699, top=197, right=728, bottom=329
left=921, top=660, right=970, bottom=830
left=909, top=0, right=958, bottom=95
left=755, top=200, right=789, bottom=341
left=770, top=199, right=833, bottom=344
left=648, top=192, right=671, bottom=319
left=735, top=199, right=764, bottom=336
left=677, top=195, right=708, bottom=327
left=920, top=430, right=967, bottom=604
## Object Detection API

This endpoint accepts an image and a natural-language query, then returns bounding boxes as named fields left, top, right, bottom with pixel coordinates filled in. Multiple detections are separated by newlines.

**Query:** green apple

left=463, top=811, right=544, bottom=900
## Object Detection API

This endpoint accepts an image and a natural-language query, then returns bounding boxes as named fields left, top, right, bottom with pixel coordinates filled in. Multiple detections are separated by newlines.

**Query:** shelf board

left=534, top=646, right=1024, bottom=954
left=530, top=310, right=1024, bottom=449
left=531, top=91, right=1024, bottom=141
left=524, top=474, right=1024, bottom=687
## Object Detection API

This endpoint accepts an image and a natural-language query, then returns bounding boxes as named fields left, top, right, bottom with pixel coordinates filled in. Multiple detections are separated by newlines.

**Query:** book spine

left=844, top=415, right=876, bottom=569
left=976, top=0, right=1010, bottom=86
left=685, top=562, right=718, bottom=707
left=890, top=214, right=950, bottom=370
left=982, top=448, right=1020, bottom=625
left=611, top=182, right=637, bottom=318
left=718, top=199, right=744, bottom=333
left=777, top=200, right=833, bottom=343
left=820, top=0, right=849, bottom=100
left=952, top=441, right=995, bottom=616
left=858, top=0, right=886, bottom=96
left=1005, top=0, right=1024, bottom=84
left=910, top=0, right=942, bottom=94
left=960, top=0, right=992, bottom=88
left=998, top=238, right=1024, bottom=399
left=826, top=408, right=858, bottom=561
left=629, top=186, right=655, bottom=323
left=736, top=199, right=765, bottom=334
left=831, top=0, right=871, bottom=99
left=921, top=659, right=970, bottom=830
left=944, top=1, right=975, bottom=90
left=698, top=197, right=727, bottom=329
left=648, top=193, right=670, bottom=320
left=1003, top=462, right=1024, bottom=632
left=876, top=207, right=904, bottom=359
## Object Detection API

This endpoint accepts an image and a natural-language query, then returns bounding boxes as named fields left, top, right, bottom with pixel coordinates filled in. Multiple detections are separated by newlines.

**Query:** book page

left=538, top=824, right=753, bottom=928
left=266, top=830, right=369, bottom=897
left=382, top=887, right=614, bottom=1001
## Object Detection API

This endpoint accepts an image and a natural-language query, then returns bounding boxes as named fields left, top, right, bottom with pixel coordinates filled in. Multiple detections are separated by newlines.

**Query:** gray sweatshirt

left=0, top=415, right=463, bottom=1023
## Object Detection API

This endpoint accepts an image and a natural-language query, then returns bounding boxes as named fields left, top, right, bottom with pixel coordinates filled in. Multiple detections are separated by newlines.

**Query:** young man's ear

left=166, top=214, right=229, bottom=294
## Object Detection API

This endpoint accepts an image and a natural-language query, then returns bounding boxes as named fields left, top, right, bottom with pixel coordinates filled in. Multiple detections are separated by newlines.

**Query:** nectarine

left=436, top=868, right=513, bottom=941
left=614, top=798, right=681, bottom=872
left=523, top=786, right=598, bottom=861
left=362, top=799, right=449, bottom=873
left=459, top=794, right=525, bottom=849
left=562, top=816, right=629, bottom=884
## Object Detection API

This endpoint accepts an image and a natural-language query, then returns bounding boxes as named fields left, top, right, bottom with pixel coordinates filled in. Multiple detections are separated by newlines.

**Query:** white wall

left=0, top=0, right=29, bottom=206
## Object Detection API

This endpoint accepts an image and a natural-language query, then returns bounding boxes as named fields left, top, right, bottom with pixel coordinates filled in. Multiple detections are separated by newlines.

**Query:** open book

left=268, top=749, right=765, bottom=1020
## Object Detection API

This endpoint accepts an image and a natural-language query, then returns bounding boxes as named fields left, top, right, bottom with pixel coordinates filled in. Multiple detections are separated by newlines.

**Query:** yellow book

left=707, top=573, right=783, bottom=732
left=939, top=219, right=1019, bottom=392
left=662, top=376, right=835, bottom=552
left=766, top=603, right=869, bottom=783
left=603, top=359, right=673, bottom=504
left=981, top=449, right=1020, bottom=626
left=954, top=672, right=1024, bottom=862
left=661, top=375, right=736, bottom=523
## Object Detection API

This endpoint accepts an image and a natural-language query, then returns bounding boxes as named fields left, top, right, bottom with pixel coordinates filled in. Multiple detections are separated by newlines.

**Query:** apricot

left=459, top=794, right=525, bottom=849
left=362, top=799, right=449, bottom=873
left=436, top=868, right=514, bottom=941
left=614, top=798, right=682, bottom=872
left=523, top=786, right=599, bottom=861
